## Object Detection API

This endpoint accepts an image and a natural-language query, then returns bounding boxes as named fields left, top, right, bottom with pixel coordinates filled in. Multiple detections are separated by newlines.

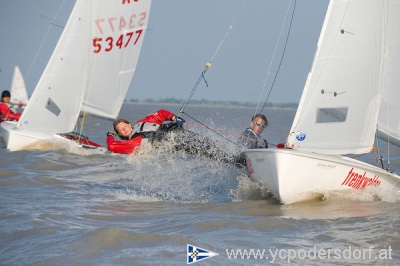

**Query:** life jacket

left=254, top=133, right=268, bottom=148
left=119, top=122, right=161, bottom=141
left=4, top=102, right=17, bottom=113
left=238, top=128, right=268, bottom=149
left=0, top=102, right=20, bottom=122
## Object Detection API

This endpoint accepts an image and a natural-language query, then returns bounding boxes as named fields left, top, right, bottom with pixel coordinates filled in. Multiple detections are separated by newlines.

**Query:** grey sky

left=0, top=0, right=329, bottom=104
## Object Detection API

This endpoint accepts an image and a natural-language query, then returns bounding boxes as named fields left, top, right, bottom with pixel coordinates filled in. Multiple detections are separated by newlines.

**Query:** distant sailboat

left=0, top=0, right=152, bottom=151
left=242, top=0, right=400, bottom=204
left=10, top=66, right=29, bottom=109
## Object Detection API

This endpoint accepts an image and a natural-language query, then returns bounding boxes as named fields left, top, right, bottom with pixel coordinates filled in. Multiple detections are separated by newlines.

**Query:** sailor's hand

left=107, top=131, right=116, bottom=137
left=175, top=117, right=185, bottom=126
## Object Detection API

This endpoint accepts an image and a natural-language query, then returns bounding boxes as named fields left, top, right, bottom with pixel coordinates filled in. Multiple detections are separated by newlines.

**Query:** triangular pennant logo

left=187, top=244, right=218, bottom=264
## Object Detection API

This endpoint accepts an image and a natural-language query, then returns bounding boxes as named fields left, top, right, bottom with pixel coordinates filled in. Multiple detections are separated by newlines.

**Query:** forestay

left=287, top=0, right=387, bottom=155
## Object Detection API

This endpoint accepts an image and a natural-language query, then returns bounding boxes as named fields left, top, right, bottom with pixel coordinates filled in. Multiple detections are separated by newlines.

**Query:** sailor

left=0, top=90, right=21, bottom=122
left=106, top=109, right=183, bottom=154
left=106, top=109, right=245, bottom=167
left=238, top=114, right=268, bottom=149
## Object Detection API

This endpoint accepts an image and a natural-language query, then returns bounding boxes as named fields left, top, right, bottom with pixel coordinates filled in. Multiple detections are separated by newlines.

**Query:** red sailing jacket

left=106, top=109, right=175, bottom=154
left=0, top=102, right=21, bottom=121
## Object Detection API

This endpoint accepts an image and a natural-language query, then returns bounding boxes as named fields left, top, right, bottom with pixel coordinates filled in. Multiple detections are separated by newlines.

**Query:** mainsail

left=287, top=1, right=387, bottom=155
left=80, top=1, right=151, bottom=120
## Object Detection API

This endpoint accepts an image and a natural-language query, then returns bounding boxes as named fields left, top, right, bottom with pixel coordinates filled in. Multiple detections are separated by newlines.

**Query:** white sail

left=10, top=66, right=29, bottom=107
left=287, top=0, right=386, bottom=155
left=377, top=0, right=400, bottom=147
left=16, top=1, right=93, bottom=134
left=80, top=1, right=151, bottom=119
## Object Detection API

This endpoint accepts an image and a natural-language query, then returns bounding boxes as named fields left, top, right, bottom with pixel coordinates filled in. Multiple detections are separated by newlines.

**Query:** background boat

left=9, top=65, right=29, bottom=109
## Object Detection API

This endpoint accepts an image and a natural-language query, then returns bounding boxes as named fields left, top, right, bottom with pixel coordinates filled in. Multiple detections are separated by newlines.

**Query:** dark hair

left=113, top=118, right=132, bottom=140
left=113, top=118, right=131, bottom=133
left=252, top=114, right=268, bottom=127
left=1, top=90, right=10, bottom=98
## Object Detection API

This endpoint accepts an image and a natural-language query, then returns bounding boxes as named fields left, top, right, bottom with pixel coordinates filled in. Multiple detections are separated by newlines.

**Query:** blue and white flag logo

left=187, top=244, right=218, bottom=264
left=295, top=130, right=306, bottom=141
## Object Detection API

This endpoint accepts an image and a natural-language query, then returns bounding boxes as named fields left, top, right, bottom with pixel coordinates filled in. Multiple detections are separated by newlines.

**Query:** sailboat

left=242, top=0, right=400, bottom=204
left=0, top=0, right=152, bottom=151
left=10, top=66, right=29, bottom=109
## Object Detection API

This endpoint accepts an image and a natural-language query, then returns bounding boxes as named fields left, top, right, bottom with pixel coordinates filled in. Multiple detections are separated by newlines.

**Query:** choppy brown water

left=1, top=103, right=400, bottom=265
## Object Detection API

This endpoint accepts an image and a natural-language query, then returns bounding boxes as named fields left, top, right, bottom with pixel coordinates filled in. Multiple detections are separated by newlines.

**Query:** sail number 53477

left=92, top=11, right=146, bottom=54
left=93, top=30, right=142, bottom=53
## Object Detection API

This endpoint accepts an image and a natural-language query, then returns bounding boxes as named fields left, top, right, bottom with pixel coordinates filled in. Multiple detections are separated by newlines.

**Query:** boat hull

left=0, top=121, right=105, bottom=152
left=242, top=148, right=400, bottom=204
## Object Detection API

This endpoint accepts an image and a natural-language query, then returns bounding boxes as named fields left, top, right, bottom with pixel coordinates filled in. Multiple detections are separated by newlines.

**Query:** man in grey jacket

left=238, top=114, right=268, bottom=149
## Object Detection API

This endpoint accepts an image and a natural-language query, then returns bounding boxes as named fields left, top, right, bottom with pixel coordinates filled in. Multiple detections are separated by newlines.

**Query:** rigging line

left=77, top=112, right=87, bottom=142
left=40, top=15, right=65, bottom=28
left=181, top=111, right=238, bottom=146
left=180, top=72, right=208, bottom=113
left=186, top=120, right=283, bottom=147
left=255, top=0, right=294, bottom=115
left=384, top=28, right=391, bottom=169
left=372, top=145, right=380, bottom=166
left=374, top=9, right=391, bottom=171
left=78, top=1, right=109, bottom=139
left=180, top=0, right=249, bottom=114
left=78, top=47, right=103, bottom=139
left=375, top=127, right=385, bottom=169
left=77, top=55, right=98, bottom=139
left=25, top=0, right=68, bottom=81
left=209, top=0, right=249, bottom=63
left=261, top=0, right=297, bottom=114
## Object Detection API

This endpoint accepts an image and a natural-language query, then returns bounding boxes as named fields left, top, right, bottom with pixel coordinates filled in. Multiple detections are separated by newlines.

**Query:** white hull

left=242, top=149, right=400, bottom=204
left=0, top=121, right=105, bottom=152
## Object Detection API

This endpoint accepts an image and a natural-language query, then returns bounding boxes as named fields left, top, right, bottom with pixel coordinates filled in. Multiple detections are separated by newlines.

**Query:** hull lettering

left=341, top=168, right=381, bottom=189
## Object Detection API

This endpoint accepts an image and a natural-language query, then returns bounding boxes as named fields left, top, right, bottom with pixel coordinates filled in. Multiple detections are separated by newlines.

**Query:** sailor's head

left=251, top=114, right=268, bottom=135
left=1, top=90, right=10, bottom=103
left=113, top=118, right=133, bottom=138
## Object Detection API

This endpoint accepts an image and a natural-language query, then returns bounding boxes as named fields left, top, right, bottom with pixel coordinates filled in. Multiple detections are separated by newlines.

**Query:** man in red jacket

left=0, top=90, right=21, bottom=122
left=106, top=109, right=182, bottom=154
left=106, top=109, right=245, bottom=167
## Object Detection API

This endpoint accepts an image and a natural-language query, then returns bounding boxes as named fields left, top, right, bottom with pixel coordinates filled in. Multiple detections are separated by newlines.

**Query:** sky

left=0, top=0, right=329, bottom=104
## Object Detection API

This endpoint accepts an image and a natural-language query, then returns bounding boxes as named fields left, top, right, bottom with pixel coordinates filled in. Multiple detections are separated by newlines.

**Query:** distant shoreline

left=124, top=99, right=298, bottom=109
